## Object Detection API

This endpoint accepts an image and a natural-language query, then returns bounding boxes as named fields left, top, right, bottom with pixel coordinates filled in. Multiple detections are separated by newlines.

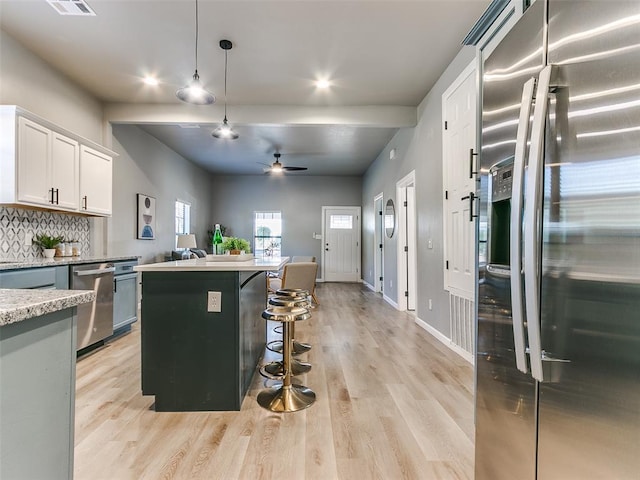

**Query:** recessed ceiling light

left=315, top=79, right=331, bottom=89
left=143, top=76, right=159, bottom=86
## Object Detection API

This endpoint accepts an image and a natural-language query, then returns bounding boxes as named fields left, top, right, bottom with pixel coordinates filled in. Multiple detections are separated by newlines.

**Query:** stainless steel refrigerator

left=476, top=1, right=640, bottom=478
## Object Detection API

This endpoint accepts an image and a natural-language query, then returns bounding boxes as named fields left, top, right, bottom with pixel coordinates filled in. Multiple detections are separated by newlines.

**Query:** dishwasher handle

left=74, top=267, right=115, bottom=276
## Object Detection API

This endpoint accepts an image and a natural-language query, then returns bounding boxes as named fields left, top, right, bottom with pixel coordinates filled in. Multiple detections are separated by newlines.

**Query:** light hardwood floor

left=75, top=283, right=474, bottom=480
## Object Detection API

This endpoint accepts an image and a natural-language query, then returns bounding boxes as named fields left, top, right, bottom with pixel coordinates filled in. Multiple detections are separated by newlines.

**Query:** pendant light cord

left=224, top=49, right=228, bottom=119
left=194, top=0, right=199, bottom=73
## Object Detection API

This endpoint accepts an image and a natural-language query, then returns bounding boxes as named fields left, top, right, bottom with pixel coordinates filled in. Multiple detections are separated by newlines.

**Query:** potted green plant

left=221, top=237, right=251, bottom=255
left=33, top=233, right=64, bottom=258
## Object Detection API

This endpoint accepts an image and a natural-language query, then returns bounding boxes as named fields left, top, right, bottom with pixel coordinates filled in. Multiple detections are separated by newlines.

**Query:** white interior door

left=406, top=185, right=416, bottom=310
left=323, top=206, right=361, bottom=282
left=443, top=62, right=477, bottom=298
left=396, top=171, right=416, bottom=312
left=374, top=194, right=384, bottom=293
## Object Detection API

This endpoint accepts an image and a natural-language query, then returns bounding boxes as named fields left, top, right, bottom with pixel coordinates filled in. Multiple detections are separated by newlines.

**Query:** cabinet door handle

left=54, top=188, right=59, bottom=205
left=82, top=195, right=88, bottom=210
left=49, top=188, right=55, bottom=204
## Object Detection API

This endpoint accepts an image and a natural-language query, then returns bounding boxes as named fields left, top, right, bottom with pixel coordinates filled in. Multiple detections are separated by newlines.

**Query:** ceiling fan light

left=176, top=71, right=215, bottom=105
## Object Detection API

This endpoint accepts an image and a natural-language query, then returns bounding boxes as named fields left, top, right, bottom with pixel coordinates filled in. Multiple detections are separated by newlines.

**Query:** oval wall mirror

left=385, top=199, right=395, bottom=238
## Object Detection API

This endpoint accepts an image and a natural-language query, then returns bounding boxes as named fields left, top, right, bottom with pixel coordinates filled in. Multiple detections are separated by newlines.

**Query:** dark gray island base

left=140, top=269, right=269, bottom=411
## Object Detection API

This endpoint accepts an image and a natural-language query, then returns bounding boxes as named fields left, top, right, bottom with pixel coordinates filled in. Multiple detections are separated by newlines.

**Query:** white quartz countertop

left=134, top=256, right=289, bottom=272
left=0, top=288, right=95, bottom=326
left=0, top=255, right=140, bottom=271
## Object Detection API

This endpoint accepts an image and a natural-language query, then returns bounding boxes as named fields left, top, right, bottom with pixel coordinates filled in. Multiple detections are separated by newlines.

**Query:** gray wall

left=210, top=175, right=362, bottom=274
left=109, top=125, right=213, bottom=264
left=0, top=29, right=104, bottom=143
left=362, top=46, right=477, bottom=337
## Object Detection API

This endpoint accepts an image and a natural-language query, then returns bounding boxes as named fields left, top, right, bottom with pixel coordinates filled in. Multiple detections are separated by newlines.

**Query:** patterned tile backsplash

left=0, top=207, right=90, bottom=260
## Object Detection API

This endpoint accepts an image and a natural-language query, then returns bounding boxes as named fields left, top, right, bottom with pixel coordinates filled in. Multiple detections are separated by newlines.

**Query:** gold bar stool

left=261, top=295, right=312, bottom=378
left=271, top=288, right=312, bottom=352
left=258, top=306, right=316, bottom=412
left=267, top=295, right=312, bottom=356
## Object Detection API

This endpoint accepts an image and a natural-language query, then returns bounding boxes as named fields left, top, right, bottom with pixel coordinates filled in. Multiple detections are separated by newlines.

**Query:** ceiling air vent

left=46, top=0, right=96, bottom=16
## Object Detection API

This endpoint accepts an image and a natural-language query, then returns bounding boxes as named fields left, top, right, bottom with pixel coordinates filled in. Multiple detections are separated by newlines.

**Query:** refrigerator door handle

left=510, top=77, right=536, bottom=374
left=524, top=65, right=553, bottom=382
left=541, top=350, right=571, bottom=363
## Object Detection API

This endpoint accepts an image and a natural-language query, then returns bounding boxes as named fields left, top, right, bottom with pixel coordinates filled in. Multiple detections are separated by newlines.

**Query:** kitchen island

left=135, top=256, right=287, bottom=411
left=0, top=288, right=95, bottom=480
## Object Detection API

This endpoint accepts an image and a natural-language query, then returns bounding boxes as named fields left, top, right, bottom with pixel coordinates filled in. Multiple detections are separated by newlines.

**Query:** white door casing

left=442, top=61, right=477, bottom=299
left=396, top=171, right=417, bottom=312
left=322, top=206, right=361, bottom=282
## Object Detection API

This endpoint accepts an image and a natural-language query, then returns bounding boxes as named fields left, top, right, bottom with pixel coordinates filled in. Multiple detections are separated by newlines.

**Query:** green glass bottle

left=213, top=224, right=223, bottom=255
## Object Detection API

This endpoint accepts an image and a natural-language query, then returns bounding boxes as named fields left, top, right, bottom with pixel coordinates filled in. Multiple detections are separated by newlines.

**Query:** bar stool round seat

left=271, top=289, right=310, bottom=334
left=259, top=358, right=311, bottom=379
left=261, top=305, right=310, bottom=322
left=267, top=296, right=312, bottom=355
left=276, top=288, right=309, bottom=298
left=258, top=305, right=315, bottom=412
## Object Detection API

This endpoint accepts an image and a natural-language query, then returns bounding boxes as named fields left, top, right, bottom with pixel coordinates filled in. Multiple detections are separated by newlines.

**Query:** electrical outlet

left=428, top=299, right=433, bottom=310
left=207, top=291, right=222, bottom=312
left=427, top=239, right=433, bottom=249
left=24, top=232, right=33, bottom=246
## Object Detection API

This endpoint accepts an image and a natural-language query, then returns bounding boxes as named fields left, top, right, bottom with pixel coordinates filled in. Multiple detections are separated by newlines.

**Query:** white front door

left=323, top=206, right=361, bottom=282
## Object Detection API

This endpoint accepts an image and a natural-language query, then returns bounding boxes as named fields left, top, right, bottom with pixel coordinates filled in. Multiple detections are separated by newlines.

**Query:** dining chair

left=268, top=262, right=319, bottom=305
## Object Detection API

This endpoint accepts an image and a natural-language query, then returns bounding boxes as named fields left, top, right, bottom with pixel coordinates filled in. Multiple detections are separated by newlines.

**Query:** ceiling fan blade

left=282, top=166, right=308, bottom=171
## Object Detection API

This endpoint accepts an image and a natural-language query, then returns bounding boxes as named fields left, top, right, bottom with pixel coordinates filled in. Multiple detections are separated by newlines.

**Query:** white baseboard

left=415, top=317, right=474, bottom=364
left=362, top=280, right=375, bottom=291
left=383, top=294, right=399, bottom=309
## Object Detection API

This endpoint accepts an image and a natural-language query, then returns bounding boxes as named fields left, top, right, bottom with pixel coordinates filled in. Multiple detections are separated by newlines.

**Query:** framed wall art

left=137, top=194, right=156, bottom=240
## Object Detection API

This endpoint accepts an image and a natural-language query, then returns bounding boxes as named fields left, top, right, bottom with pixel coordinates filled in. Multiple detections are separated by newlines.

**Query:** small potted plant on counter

left=33, top=233, right=64, bottom=258
left=221, top=237, right=251, bottom=255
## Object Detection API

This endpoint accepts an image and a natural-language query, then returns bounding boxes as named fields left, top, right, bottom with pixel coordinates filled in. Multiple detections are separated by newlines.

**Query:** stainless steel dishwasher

left=71, top=262, right=115, bottom=350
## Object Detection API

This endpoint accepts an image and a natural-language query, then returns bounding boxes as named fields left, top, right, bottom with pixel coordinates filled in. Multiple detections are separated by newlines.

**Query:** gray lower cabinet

left=113, top=272, right=137, bottom=330
left=0, top=265, right=68, bottom=289
left=0, top=308, right=77, bottom=480
left=113, top=261, right=138, bottom=331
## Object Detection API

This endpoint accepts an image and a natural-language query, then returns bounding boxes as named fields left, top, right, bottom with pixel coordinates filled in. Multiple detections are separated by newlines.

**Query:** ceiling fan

left=260, top=153, right=308, bottom=174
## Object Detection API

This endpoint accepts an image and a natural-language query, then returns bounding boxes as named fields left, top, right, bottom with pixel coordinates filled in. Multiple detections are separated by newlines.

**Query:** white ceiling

left=0, top=0, right=490, bottom=175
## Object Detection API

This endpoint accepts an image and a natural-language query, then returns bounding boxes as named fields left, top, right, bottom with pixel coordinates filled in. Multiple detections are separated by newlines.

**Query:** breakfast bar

left=135, top=256, right=287, bottom=411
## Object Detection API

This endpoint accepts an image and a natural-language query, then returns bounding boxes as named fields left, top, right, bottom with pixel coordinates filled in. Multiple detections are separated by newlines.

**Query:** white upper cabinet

left=0, top=105, right=114, bottom=216
left=79, top=146, right=112, bottom=216
left=51, top=132, right=80, bottom=211
left=16, top=117, right=52, bottom=207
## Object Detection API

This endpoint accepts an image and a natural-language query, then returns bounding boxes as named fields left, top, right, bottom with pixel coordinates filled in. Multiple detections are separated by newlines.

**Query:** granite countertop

left=0, top=288, right=95, bottom=326
left=135, top=256, right=289, bottom=272
left=0, top=255, right=140, bottom=271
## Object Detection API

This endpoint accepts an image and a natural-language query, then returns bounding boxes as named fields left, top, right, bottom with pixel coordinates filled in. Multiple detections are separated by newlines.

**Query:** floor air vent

left=449, top=292, right=474, bottom=356
left=47, top=0, right=96, bottom=16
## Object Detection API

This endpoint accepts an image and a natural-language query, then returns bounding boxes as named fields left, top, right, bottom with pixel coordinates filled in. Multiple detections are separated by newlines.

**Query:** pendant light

left=212, top=39, right=239, bottom=139
left=176, top=0, right=215, bottom=105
